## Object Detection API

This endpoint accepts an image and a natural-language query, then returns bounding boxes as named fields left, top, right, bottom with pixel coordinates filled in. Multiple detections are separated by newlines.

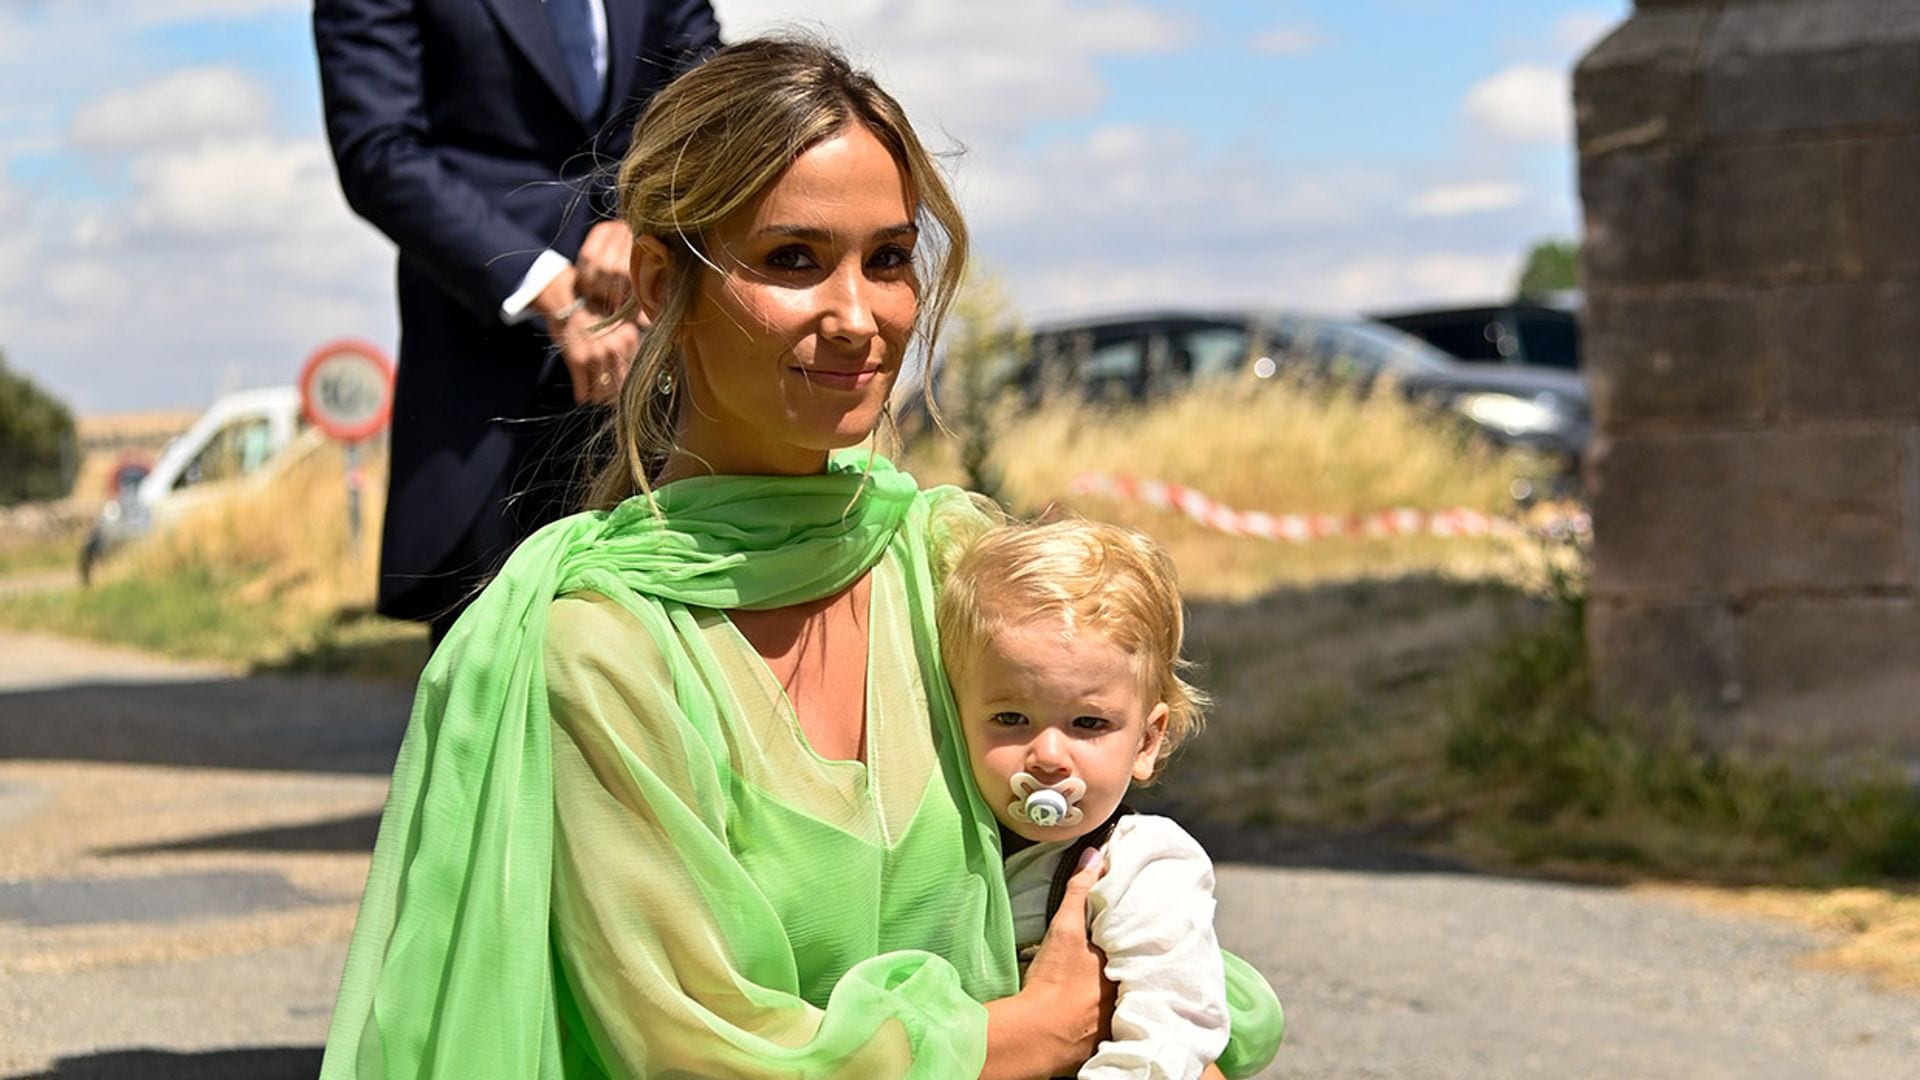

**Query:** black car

left=997, top=310, right=1590, bottom=462
left=1370, top=300, right=1581, bottom=371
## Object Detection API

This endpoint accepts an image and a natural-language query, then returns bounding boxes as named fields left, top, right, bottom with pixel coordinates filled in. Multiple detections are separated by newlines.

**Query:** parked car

left=81, top=386, right=315, bottom=583
left=1369, top=299, right=1581, bottom=371
left=997, top=310, right=1590, bottom=463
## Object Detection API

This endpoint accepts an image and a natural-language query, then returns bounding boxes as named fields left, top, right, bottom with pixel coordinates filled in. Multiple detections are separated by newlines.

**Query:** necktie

left=546, top=0, right=602, bottom=118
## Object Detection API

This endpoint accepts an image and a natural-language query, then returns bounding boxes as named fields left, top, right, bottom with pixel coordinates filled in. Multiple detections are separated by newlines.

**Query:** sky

left=0, top=0, right=1627, bottom=413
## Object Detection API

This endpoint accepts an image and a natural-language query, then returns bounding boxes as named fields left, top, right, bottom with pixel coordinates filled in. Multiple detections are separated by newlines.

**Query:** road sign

left=299, top=339, right=394, bottom=443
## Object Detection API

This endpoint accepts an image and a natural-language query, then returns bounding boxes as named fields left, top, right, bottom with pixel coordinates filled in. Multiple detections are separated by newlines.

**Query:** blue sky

left=0, top=0, right=1626, bottom=412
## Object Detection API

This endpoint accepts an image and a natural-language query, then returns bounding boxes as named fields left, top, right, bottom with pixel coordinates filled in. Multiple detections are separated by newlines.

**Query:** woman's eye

left=766, top=246, right=818, bottom=271
left=988, top=711, right=1028, bottom=728
left=868, top=245, right=915, bottom=272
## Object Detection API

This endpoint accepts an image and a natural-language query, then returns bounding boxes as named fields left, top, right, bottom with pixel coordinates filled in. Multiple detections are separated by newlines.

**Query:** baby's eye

left=1072, top=715, right=1113, bottom=732
left=987, top=711, right=1028, bottom=728
left=765, top=245, right=819, bottom=272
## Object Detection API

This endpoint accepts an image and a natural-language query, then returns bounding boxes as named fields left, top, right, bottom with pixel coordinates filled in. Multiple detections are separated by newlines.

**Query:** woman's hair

left=587, top=36, right=970, bottom=507
left=936, top=518, right=1208, bottom=781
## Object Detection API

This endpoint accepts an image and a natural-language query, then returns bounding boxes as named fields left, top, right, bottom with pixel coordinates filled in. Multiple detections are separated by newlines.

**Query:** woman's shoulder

left=917, top=484, right=1005, bottom=577
left=545, top=591, right=673, bottom=692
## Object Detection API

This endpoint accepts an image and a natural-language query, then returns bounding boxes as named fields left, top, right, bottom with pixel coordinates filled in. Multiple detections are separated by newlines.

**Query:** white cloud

left=1553, top=9, right=1618, bottom=58
left=1326, top=254, right=1516, bottom=311
left=69, top=67, right=272, bottom=153
left=711, top=0, right=1190, bottom=137
left=125, top=137, right=343, bottom=237
left=0, top=123, right=396, bottom=411
left=947, top=123, right=1536, bottom=321
left=1251, top=25, right=1327, bottom=57
left=1464, top=64, right=1570, bottom=144
left=1403, top=181, right=1527, bottom=219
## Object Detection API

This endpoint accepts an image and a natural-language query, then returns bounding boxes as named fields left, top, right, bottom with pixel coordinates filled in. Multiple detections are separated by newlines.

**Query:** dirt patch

left=1150, top=574, right=1541, bottom=830
left=1647, top=883, right=1920, bottom=994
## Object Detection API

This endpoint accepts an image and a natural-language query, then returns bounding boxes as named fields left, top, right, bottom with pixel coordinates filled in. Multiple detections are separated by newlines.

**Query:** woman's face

left=670, top=122, right=919, bottom=477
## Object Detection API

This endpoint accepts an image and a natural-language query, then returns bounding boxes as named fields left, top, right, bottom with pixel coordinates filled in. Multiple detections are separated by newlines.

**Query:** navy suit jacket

left=314, top=0, right=720, bottom=621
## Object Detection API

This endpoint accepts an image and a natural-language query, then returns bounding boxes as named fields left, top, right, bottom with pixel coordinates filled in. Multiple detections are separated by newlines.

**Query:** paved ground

left=3, top=627, right=1920, bottom=1078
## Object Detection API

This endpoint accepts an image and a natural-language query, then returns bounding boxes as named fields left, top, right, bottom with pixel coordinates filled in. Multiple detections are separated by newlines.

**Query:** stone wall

left=1575, top=0, right=1920, bottom=753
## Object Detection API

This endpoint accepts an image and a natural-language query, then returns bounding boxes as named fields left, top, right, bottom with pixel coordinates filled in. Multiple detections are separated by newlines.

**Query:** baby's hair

left=937, top=517, right=1206, bottom=780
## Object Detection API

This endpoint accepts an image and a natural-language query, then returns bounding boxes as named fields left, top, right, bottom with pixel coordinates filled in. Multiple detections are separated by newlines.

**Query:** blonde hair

left=937, top=518, right=1207, bottom=780
left=587, top=36, right=970, bottom=507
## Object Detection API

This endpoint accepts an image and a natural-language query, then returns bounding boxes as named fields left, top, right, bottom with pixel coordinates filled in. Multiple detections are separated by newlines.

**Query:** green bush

left=1446, top=591, right=1920, bottom=882
left=0, top=350, right=77, bottom=506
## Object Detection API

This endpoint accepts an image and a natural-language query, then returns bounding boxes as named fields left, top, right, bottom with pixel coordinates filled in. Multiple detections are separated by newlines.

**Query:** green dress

left=319, top=454, right=1280, bottom=1078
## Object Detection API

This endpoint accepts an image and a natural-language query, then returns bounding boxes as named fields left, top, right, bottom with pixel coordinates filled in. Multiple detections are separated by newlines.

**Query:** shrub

left=1445, top=591, right=1920, bottom=882
left=0, top=350, right=77, bottom=506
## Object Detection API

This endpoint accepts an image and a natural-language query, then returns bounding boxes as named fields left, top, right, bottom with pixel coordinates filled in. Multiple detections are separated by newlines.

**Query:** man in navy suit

left=314, top=0, right=721, bottom=640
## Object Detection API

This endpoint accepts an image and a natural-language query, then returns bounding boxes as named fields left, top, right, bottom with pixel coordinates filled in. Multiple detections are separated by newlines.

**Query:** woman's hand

left=981, top=849, right=1116, bottom=1080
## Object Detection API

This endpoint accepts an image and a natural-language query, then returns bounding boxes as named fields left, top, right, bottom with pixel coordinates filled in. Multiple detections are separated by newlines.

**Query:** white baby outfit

left=1005, top=813, right=1230, bottom=1080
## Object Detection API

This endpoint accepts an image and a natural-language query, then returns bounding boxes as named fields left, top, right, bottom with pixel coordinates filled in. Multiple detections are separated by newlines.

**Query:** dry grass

left=120, top=436, right=385, bottom=630
left=74, top=409, right=200, bottom=446
left=898, top=377, right=1569, bottom=601
left=71, top=409, right=198, bottom=502
left=0, top=437, right=424, bottom=671
left=1649, top=884, right=1920, bottom=992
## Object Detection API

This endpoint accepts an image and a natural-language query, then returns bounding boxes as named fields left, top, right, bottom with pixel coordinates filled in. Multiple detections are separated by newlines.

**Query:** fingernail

left=1077, top=847, right=1103, bottom=872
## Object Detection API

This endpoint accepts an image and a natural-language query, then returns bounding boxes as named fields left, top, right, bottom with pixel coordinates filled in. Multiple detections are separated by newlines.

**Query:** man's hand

left=576, top=219, right=635, bottom=315
left=532, top=266, right=639, bottom=405
left=550, top=307, right=639, bottom=405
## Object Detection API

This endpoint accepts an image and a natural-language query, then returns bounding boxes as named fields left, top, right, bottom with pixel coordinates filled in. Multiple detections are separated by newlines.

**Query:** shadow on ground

left=9, top=1047, right=322, bottom=1079
left=254, top=613, right=432, bottom=684
left=0, top=675, right=409, bottom=774
left=105, top=811, right=383, bottom=856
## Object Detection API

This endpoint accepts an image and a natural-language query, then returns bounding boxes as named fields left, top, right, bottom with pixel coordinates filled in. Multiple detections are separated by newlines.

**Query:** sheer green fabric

left=319, top=452, right=1281, bottom=1078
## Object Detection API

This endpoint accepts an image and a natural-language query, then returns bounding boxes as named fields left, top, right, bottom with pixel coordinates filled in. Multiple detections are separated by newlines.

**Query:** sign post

left=298, top=339, right=396, bottom=557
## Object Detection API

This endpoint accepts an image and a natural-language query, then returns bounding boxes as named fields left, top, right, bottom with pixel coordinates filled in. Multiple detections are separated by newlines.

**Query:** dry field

left=72, top=409, right=200, bottom=502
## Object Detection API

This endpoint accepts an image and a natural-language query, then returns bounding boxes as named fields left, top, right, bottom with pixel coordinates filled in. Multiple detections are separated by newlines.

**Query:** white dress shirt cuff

left=501, top=249, right=573, bottom=325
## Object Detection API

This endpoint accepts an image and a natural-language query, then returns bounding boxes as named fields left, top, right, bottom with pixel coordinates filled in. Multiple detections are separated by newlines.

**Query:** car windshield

left=1323, top=319, right=1457, bottom=375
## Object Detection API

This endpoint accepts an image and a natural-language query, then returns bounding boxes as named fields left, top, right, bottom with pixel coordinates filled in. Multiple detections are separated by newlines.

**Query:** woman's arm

left=981, top=850, right=1116, bottom=1080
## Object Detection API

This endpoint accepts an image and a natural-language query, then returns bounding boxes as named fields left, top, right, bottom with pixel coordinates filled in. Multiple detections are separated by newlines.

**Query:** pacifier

left=1008, top=772, right=1086, bottom=828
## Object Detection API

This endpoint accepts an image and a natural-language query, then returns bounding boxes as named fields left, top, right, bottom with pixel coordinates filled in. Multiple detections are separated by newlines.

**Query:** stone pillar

left=1575, top=0, right=1920, bottom=753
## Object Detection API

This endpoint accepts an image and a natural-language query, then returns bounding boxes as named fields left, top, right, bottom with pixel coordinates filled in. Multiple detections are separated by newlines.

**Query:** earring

left=656, top=367, right=675, bottom=396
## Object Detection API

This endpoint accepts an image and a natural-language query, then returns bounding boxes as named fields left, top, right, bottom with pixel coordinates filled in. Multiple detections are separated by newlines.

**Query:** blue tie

left=546, top=0, right=602, bottom=118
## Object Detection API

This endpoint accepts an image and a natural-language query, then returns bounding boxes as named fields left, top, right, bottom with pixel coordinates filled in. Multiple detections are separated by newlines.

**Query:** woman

left=321, top=38, right=1279, bottom=1079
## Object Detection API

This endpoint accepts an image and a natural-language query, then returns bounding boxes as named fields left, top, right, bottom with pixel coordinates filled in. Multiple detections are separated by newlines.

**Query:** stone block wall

left=1575, top=0, right=1920, bottom=753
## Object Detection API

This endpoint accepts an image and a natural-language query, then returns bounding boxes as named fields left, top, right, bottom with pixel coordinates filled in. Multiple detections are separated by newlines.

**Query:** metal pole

left=345, top=440, right=364, bottom=558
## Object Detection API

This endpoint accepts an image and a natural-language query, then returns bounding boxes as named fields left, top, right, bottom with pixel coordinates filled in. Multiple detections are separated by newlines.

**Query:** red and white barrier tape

left=1067, top=472, right=1591, bottom=544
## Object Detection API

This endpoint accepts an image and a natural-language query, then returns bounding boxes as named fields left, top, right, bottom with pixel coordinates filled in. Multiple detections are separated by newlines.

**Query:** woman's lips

left=793, top=366, right=878, bottom=391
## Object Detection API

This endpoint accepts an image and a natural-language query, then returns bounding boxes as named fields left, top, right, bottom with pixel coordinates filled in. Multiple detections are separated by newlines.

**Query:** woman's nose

left=819, top=264, right=877, bottom=343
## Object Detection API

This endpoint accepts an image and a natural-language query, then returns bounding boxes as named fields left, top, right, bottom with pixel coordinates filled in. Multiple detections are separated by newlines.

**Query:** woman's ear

left=629, top=234, right=673, bottom=325
left=1132, top=702, right=1169, bottom=782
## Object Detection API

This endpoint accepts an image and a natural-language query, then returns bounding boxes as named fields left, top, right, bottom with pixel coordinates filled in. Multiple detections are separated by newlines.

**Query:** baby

left=938, top=517, right=1230, bottom=1080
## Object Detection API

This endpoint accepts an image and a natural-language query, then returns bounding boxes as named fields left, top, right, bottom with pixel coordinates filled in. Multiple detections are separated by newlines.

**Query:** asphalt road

left=3, top=627, right=1919, bottom=1078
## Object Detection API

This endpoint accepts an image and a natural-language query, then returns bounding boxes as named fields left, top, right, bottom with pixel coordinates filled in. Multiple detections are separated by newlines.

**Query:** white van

left=82, top=387, right=317, bottom=581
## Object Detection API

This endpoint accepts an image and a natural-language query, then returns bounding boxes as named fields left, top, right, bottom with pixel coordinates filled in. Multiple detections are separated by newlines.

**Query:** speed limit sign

left=299, top=338, right=395, bottom=443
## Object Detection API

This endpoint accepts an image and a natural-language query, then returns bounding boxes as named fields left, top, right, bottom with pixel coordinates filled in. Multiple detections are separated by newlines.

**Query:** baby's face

left=953, top=615, right=1167, bottom=843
